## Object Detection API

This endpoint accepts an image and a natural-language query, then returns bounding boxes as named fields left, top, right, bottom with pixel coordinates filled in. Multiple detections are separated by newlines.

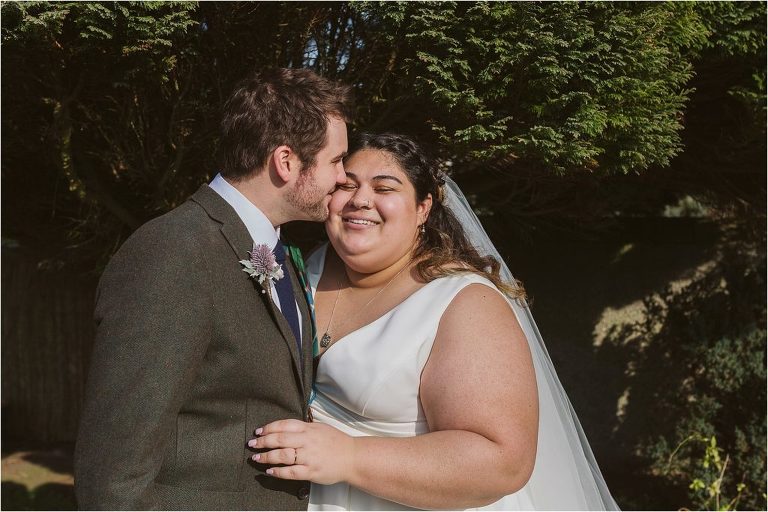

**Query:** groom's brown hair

left=218, top=68, right=353, bottom=180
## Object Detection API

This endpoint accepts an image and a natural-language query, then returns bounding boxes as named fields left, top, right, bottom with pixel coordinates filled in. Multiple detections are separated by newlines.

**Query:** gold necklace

left=319, top=262, right=411, bottom=349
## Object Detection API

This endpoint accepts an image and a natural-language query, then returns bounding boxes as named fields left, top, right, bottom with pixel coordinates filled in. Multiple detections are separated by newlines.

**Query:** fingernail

left=252, top=454, right=260, bottom=461
left=248, top=439, right=257, bottom=448
left=266, top=468, right=274, bottom=475
left=255, top=427, right=263, bottom=435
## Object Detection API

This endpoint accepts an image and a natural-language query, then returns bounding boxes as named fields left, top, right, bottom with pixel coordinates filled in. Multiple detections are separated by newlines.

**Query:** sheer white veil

left=443, top=176, right=620, bottom=510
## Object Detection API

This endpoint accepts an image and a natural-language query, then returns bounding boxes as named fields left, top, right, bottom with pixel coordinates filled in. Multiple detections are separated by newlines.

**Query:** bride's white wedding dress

left=305, top=242, right=617, bottom=511
left=307, top=244, right=533, bottom=510
left=305, top=178, right=618, bottom=511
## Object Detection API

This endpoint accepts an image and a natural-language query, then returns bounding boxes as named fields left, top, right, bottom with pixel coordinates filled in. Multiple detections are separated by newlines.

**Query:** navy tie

left=272, top=240, right=302, bottom=356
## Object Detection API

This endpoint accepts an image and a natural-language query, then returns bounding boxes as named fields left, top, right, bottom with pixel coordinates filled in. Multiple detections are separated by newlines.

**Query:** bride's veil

left=443, top=177, right=620, bottom=510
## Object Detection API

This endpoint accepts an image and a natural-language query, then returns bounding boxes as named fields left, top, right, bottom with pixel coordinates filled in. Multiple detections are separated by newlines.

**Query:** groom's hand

left=248, top=419, right=355, bottom=485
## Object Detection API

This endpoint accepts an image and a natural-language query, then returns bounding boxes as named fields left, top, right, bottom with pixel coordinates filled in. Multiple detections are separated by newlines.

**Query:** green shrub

left=612, top=225, right=766, bottom=510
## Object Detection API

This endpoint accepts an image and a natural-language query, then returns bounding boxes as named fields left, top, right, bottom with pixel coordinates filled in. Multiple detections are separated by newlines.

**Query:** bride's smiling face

left=325, top=149, right=432, bottom=273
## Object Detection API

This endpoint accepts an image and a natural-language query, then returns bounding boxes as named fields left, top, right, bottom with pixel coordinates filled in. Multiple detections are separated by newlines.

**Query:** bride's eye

left=337, top=183, right=357, bottom=191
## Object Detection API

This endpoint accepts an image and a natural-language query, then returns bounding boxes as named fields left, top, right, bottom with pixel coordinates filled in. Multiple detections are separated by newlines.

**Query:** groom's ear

left=271, top=145, right=302, bottom=184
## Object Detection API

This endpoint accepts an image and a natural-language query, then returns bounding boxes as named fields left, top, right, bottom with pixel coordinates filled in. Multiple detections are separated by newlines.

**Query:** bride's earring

left=420, top=224, right=426, bottom=235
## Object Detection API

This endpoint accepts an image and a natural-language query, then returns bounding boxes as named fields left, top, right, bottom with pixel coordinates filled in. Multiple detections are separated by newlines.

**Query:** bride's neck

left=342, top=250, right=414, bottom=289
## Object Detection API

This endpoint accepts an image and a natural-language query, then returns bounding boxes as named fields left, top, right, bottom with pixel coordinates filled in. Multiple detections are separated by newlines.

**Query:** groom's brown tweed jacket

left=75, top=185, right=314, bottom=510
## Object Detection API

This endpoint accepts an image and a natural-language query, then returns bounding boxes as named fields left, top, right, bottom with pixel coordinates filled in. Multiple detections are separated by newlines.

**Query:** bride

left=249, top=133, right=619, bottom=510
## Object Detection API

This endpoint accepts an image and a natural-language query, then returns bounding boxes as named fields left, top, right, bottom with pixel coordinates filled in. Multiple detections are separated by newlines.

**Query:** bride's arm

left=351, top=283, right=538, bottom=508
left=252, top=283, right=539, bottom=509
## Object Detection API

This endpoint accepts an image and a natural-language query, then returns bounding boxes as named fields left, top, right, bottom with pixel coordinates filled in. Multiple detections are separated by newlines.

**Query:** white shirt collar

left=209, top=173, right=280, bottom=248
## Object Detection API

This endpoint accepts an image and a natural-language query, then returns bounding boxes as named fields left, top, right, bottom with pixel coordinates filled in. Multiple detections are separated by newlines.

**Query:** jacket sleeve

left=74, top=221, right=212, bottom=510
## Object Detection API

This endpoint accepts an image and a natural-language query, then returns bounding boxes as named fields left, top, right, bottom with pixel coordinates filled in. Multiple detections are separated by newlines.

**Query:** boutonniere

left=239, top=243, right=284, bottom=285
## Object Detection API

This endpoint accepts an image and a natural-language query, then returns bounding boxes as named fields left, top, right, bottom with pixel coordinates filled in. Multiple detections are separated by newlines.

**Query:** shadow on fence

left=2, top=246, right=97, bottom=445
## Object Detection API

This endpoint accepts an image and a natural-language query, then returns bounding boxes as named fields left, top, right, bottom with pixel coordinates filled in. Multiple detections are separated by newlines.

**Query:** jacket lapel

left=190, top=185, right=304, bottom=395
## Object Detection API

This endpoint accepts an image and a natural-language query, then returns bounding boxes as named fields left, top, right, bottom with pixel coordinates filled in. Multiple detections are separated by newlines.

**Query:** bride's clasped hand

left=249, top=419, right=354, bottom=486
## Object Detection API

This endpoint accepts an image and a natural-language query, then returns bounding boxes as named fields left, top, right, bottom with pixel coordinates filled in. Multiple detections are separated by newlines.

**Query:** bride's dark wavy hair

left=348, top=133, right=526, bottom=301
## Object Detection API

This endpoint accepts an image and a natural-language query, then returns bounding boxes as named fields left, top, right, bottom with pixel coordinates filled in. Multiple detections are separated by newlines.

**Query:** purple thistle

left=249, top=244, right=277, bottom=274
left=239, top=243, right=283, bottom=284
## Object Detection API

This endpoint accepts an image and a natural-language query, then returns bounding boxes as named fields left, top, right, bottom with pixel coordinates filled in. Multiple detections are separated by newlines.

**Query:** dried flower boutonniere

left=239, top=243, right=284, bottom=286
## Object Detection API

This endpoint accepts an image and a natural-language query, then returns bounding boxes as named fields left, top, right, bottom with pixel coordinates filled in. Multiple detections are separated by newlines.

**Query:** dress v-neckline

left=317, top=279, right=444, bottom=364
left=312, top=244, right=446, bottom=365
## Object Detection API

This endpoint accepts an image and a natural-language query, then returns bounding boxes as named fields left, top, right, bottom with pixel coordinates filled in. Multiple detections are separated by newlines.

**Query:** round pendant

left=320, top=332, right=332, bottom=348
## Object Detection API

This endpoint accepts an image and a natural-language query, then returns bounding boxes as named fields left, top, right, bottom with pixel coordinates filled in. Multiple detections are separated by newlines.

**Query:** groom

left=74, top=68, right=351, bottom=510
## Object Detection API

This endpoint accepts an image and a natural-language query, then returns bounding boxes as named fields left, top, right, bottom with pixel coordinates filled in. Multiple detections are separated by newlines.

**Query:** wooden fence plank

left=2, top=248, right=96, bottom=444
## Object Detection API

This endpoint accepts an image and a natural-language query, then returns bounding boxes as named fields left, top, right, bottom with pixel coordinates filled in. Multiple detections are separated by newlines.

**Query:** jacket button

left=298, top=485, right=310, bottom=500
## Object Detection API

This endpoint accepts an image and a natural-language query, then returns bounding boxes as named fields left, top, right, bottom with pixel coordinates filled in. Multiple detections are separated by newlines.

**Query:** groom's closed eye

left=337, top=182, right=358, bottom=191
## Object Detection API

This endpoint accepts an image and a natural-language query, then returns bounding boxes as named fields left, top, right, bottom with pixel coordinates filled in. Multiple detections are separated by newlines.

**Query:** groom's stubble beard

left=286, top=164, right=330, bottom=222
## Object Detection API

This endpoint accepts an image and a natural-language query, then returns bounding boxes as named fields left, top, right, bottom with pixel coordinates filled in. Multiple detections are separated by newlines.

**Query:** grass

left=1, top=447, right=76, bottom=511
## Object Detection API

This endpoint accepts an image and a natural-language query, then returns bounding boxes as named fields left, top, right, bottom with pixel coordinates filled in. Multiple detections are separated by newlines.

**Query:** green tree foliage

left=6, top=1, right=761, bottom=270
left=3, top=1, right=202, bottom=266
left=355, top=2, right=701, bottom=173
left=672, top=1, right=766, bottom=213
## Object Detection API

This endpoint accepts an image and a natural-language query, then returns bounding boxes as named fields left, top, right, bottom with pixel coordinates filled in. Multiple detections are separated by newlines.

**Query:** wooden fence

left=2, top=247, right=97, bottom=444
